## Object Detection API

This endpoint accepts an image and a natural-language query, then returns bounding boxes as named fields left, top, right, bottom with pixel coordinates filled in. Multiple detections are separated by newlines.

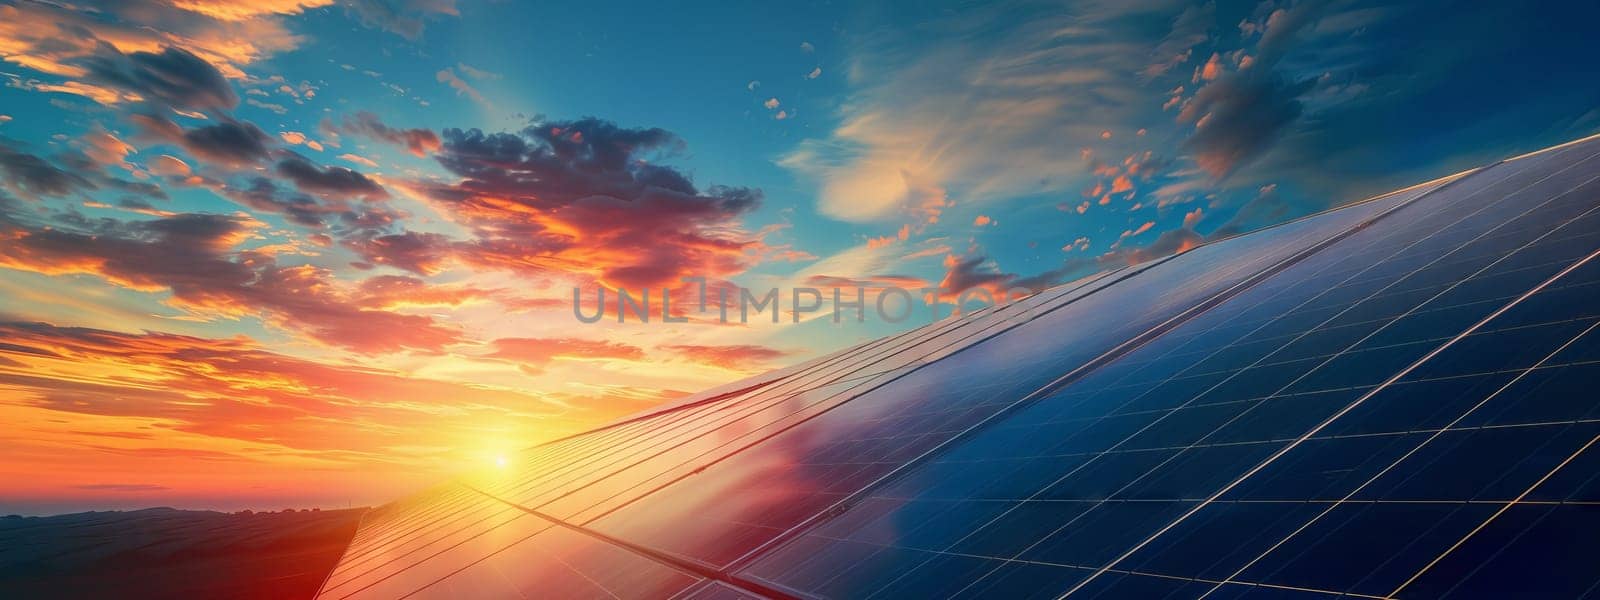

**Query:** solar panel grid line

left=343, top=483, right=517, bottom=556
left=493, top=269, right=1122, bottom=517
left=1036, top=160, right=1600, bottom=598
left=672, top=581, right=770, bottom=600
left=317, top=134, right=1600, bottom=600
left=321, top=495, right=533, bottom=594
left=488, top=270, right=1113, bottom=514
left=326, top=486, right=560, bottom=587
left=539, top=337, right=903, bottom=452
left=352, top=512, right=562, bottom=599
left=564, top=257, right=1215, bottom=544
left=476, top=302, right=1007, bottom=506
left=720, top=160, right=1466, bottom=578
left=1190, top=329, right=1600, bottom=598
left=332, top=486, right=484, bottom=572
left=1193, top=310, right=1600, bottom=597
left=483, top=310, right=973, bottom=496
left=326, top=491, right=525, bottom=582
left=1059, top=151, right=1600, bottom=597
left=579, top=333, right=916, bottom=437
left=517, top=376, right=789, bottom=454
left=736, top=138, right=1600, bottom=598
left=347, top=483, right=468, bottom=542
left=462, top=484, right=795, bottom=600
left=548, top=272, right=1129, bottom=521
left=392, top=514, right=704, bottom=600
left=602, top=174, right=1450, bottom=574
left=1382, top=314, right=1600, bottom=596
left=324, top=507, right=549, bottom=597
left=315, top=495, right=389, bottom=597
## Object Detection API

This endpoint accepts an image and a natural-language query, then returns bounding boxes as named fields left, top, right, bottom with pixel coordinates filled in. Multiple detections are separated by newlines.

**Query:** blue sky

left=0, top=0, right=1597, bottom=512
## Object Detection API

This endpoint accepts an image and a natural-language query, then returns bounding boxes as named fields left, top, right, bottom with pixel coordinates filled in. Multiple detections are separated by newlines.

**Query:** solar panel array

left=316, top=134, right=1600, bottom=600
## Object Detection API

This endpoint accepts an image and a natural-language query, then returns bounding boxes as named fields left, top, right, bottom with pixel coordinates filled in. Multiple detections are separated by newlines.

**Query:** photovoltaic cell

left=588, top=170, right=1446, bottom=570
left=317, top=134, right=1600, bottom=600
left=738, top=136, right=1600, bottom=598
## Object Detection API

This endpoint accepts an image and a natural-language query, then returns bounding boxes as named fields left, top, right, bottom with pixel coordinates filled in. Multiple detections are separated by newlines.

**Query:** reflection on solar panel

left=316, top=134, right=1600, bottom=599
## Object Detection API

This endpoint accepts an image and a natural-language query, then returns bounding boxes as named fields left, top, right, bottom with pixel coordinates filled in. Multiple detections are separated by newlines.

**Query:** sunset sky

left=1, top=0, right=1597, bottom=515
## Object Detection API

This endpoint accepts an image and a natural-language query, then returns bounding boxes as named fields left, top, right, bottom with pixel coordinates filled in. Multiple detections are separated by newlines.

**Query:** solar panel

left=316, top=133, right=1600, bottom=599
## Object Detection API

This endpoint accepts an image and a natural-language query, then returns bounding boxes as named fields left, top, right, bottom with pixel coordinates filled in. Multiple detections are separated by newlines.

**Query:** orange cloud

left=661, top=344, right=793, bottom=372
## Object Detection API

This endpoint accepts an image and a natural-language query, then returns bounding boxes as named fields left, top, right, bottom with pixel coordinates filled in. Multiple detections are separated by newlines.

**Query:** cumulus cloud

left=0, top=139, right=96, bottom=200
left=79, top=45, right=239, bottom=111
left=0, top=211, right=460, bottom=353
left=342, top=230, right=454, bottom=275
left=325, top=111, right=441, bottom=157
left=275, top=155, right=389, bottom=200
left=133, top=113, right=273, bottom=168
left=410, top=118, right=764, bottom=289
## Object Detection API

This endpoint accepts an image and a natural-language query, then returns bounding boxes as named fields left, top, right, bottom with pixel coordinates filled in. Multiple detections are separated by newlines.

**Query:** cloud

left=1145, top=1, right=1214, bottom=77
left=411, top=118, right=764, bottom=289
left=133, top=114, right=273, bottom=168
left=343, top=0, right=460, bottom=41
left=79, top=45, right=238, bottom=111
left=338, top=153, right=379, bottom=168
left=217, top=177, right=342, bottom=227
left=0, top=211, right=461, bottom=353
left=0, top=320, right=586, bottom=458
left=660, top=344, right=792, bottom=371
left=487, top=337, right=646, bottom=374
left=1175, top=0, right=1325, bottom=178
left=275, top=155, right=389, bottom=200
left=354, top=274, right=495, bottom=309
left=456, top=62, right=501, bottom=80
left=73, top=483, right=171, bottom=492
left=0, top=139, right=96, bottom=200
left=781, top=5, right=1155, bottom=223
left=937, top=254, right=1017, bottom=298
left=436, top=67, right=491, bottom=108
left=1179, top=69, right=1316, bottom=177
left=147, top=155, right=193, bottom=176
left=342, top=230, right=454, bottom=275
left=326, top=111, right=441, bottom=157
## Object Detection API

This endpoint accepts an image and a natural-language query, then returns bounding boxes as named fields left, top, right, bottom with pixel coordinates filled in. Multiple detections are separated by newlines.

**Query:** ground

left=0, top=507, right=365, bottom=599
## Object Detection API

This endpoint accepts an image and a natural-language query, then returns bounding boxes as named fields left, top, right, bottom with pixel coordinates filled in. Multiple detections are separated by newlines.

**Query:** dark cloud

left=0, top=211, right=461, bottom=353
left=327, top=111, right=441, bottom=157
left=343, top=0, right=459, bottom=41
left=219, top=177, right=337, bottom=228
left=134, top=114, right=272, bottom=168
left=275, top=155, right=389, bottom=199
left=0, top=139, right=96, bottom=199
left=341, top=230, right=453, bottom=275
left=80, top=45, right=237, bottom=112
left=1176, top=0, right=1325, bottom=178
left=1180, top=70, right=1316, bottom=178
left=938, top=255, right=1017, bottom=297
left=414, top=118, right=763, bottom=288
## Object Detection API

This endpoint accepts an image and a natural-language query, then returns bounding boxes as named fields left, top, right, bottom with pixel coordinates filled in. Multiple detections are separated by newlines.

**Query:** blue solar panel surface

left=317, top=134, right=1600, bottom=599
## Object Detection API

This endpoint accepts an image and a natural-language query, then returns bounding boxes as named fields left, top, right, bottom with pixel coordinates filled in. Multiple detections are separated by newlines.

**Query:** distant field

left=0, top=507, right=365, bottom=599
